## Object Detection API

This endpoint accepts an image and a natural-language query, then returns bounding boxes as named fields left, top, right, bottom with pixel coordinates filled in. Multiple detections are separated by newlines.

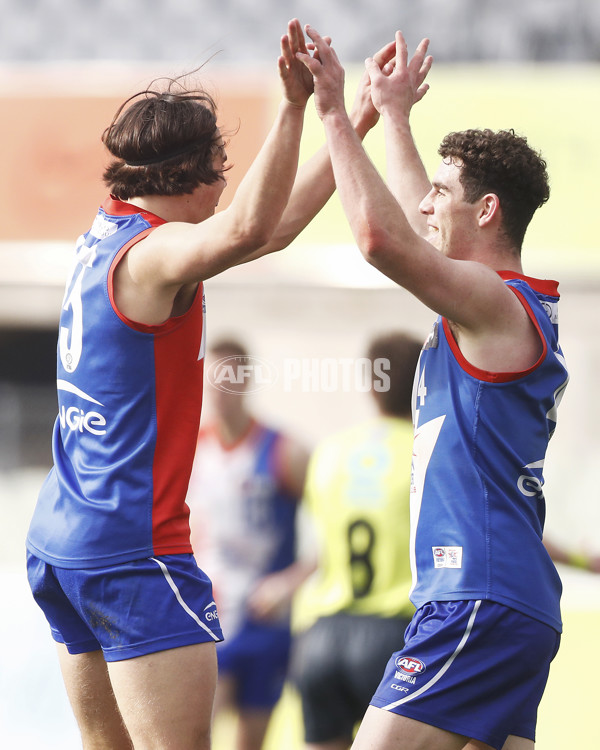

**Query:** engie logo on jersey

left=57, top=379, right=107, bottom=436
left=517, top=460, right=545, bottom=500
left=204, top=601, right=220, bottom=623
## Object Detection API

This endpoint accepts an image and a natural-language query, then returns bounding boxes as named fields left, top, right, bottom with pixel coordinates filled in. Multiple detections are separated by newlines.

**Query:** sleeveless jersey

left=27, top=197, right=206, bottom=568
left=302, top=416, right=415, bottom=620
left=410, top=272, right=568, bottom=631
left=186, top=422, right=299, bottom=636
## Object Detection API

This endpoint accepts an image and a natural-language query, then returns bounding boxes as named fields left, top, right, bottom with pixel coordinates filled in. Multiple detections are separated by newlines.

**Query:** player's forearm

left=383, top=114, right=431, bottom=237
left=226, top=99, right=306, bottom=250
left=322, top=110, right=415, bottom=268
left=253, top=103, right=379, bottom=258
left=252, top=143, right=335, bottom=257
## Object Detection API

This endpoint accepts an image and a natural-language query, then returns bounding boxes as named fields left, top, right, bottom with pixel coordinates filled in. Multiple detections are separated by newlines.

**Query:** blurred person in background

left=292, top=331, right=422, bottom=750
left=186, top=337, right=313, bottom=750
left=299, top=26, right=569, bottom=750
left=543, top=538, right=600, bottom=573
left=24, top=20, right=315, bottom=750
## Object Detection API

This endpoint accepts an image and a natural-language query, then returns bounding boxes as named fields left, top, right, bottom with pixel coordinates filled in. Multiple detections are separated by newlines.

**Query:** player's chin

left=425, top=229, right=441, bottom=248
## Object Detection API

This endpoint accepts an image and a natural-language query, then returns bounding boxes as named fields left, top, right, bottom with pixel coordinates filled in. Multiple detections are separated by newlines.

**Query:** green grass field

left=212, top=609, right=600, bottom=749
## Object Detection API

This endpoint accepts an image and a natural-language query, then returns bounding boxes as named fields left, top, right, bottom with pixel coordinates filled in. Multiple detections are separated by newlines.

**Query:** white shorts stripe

left=150, top=557, right=220, bottom=642
left=382, top=599, right=482, bottom=710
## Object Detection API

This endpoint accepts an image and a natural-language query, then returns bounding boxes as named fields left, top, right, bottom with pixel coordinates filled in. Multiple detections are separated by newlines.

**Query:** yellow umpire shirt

left=301, top=416, right=415, bottom=623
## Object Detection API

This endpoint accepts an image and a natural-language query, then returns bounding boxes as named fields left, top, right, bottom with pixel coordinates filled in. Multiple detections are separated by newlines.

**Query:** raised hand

left=296, top=25, right=346, bottom=120
left=365, top=31, right=433, bottom=119
left=348, top=39, right=396, bottom=137
left=278, top=18, right=314, bottom=108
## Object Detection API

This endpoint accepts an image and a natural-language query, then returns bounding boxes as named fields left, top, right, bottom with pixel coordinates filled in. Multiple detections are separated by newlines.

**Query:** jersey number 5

left=59, top=242, right=97, bottom=374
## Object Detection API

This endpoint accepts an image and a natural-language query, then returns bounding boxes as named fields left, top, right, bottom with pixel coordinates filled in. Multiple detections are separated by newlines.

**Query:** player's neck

left=474, top=241, right=523, bottom=275
left=124, top=192, right=212, bottom=223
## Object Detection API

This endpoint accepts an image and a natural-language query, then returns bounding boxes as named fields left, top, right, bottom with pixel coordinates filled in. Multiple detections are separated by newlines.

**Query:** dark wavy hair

left=102, top=72, right=232, bottom=199
left=438, top=129, right=550, bottom=251
left=367, top=332, right=422, bottom=419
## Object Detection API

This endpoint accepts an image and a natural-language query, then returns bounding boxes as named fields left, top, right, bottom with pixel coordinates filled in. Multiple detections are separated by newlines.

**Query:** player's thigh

left=107, top=642, right=217, bottom=749
left=352, top=706, right=475, bottom=750
left=351, top=705, right=532, bottom=750
left=461, top=739, right=532, bottom=750
left=500, top=737, right=534, bottom=750
left=56, top=644, right=132, bottom=749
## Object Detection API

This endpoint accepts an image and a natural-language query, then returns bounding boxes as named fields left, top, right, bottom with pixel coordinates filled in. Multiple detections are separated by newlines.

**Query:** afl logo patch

left=395, top=656, right=426, bottom=675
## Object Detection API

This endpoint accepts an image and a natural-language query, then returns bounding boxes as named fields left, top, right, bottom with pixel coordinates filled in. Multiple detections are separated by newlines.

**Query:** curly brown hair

left=102, top=73, right=232, bottom=200
left=438, top=129, right=550, bottom=252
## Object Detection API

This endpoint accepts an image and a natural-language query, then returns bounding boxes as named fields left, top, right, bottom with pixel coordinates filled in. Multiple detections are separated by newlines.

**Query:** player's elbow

left=233, top=218, right=274, bottom=254
left=356, top=225, right=393, bottom=267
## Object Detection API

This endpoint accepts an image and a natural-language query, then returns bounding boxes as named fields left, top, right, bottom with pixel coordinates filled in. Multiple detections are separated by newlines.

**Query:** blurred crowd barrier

left=0, top=0, right=598, bottom=63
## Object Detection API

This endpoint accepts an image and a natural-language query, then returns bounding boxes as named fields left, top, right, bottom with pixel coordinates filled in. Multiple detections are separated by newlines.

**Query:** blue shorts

left=218, top=619, right=292, bottom=709
left=27, top=552, right=223, bottom=661
left=370, top=600, right=560, bottom=750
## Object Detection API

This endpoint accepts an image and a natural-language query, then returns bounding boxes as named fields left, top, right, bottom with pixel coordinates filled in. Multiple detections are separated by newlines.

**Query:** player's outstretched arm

left=244, top=37, right=398, bottom=260
left=296, top=25, right=426, bottom=283
left=297, top=26, right=530, bottom=351
left=370, top=31, right=433, bottom=237
left=129, top=19, right=311, bottom=289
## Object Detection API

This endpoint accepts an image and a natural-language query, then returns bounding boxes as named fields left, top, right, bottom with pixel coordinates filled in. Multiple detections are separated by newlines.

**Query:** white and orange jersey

left=187, top=421, right=299, bottom=636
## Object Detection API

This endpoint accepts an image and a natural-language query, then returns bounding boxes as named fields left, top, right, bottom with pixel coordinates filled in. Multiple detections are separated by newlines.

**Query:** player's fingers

left=414, top=83, right=430, bottom=102
left=302, top=25, right=342, bottom=75
left=311, top=35, right=332, bottom=63
left=395, top=30, right=408, bottom=70
left=288, top=17, right=306, bottom=55
left=372, top=39, right=396, bottom=68
left=302, top=25, right=322, bottom=65
left=365, top=56, right=384, bottom=83
left=277, top=55, right=288, bottom=78
left=418, top=54, right=434, bottom=82
left=304, top=24, right=328, bottom=51
left=280, top=34, right=293, bottom=64
left=296, top=49, right=319, bottom=74
left=410, top=38, right=430, bottom=76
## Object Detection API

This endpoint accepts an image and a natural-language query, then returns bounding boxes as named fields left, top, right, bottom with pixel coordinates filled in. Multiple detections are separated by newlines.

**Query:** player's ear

left=478, top=193, right=500, bottom=228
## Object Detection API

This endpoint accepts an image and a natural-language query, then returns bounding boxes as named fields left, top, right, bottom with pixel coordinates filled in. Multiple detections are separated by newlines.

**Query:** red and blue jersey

left=27, top=197, right=206, bottom=568
left=409, top=273, right=568, bottom=632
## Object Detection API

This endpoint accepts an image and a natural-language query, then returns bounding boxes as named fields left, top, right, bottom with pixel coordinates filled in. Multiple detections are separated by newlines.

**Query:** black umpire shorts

left=291, top=612, right=411, bottom=744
